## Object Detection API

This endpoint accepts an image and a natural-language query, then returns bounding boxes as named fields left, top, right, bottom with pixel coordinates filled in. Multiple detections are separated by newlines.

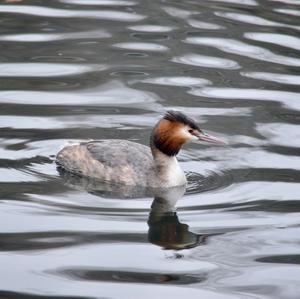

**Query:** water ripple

left=245, top=32, right=300, bottom=51
left=162, top=6, right=196, bottom=19
left=274, top=8, right=300, bottom=17
left=172, top=53, right=240, bottom=69
left=128, top=25, right=175, bottom=32
left=0, top=63, right=106, bottom=77
left=0, top=114, right=159, bottom=130
left=142, top=76, right=211, bottom=87
left=189, top=87, right=300, bottom=111
left=210, top=0, right=258, bottom=5
left=0, top=168, right=42, bottom=183
left=0, top=30, right=111, bottom=42
left=168, top=106, right=252, bottom=117
left=0, top=5, right=145, bottom=21
left=256, top=123, right=300, bottom=148
left=60, top=0, right=137, bottom=6
left=241, top=71, right=300, bottom=85
left=0, top=80, right=162, bottom=107
left=186, top=171, right=233, bottom=194
left=215, top=11, right=300, bottom=30
left=186, top=168, right=300, bottom=198
left=187, top=19, right=225, bottom=30
left=0, top=0, right=300, bottom=298
left=113, top=42, right=168, bottom=52
left=185, top=37, right=300, bottom=66
left=270, top=0, right=300, bottom=4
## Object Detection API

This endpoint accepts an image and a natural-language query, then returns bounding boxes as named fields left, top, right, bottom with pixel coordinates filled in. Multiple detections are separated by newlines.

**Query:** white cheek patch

left=190, top=135, right=198, bottom=141
left=179, top=127, right=198, bottom=143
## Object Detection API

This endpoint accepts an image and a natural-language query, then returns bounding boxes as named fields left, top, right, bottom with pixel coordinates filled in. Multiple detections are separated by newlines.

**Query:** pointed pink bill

left=196, top=131, right=227, bottom=145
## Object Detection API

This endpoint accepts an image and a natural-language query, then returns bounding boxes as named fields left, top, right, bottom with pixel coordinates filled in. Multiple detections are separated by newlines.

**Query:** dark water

left=1, top=0, right=300, bottom=298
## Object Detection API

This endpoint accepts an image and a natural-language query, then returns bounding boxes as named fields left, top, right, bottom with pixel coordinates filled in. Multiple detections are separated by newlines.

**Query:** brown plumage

left=151, top=120, right=188, bottom=157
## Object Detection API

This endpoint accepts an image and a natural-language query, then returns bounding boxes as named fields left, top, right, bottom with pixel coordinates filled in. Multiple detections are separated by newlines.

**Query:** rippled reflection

left=149, top=187, right=210, bottom=250
left=56, top=172, right=211, bottom=250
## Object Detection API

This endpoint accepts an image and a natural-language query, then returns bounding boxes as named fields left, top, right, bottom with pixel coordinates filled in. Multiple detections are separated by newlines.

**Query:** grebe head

left=151, top=110, right=226, bottom=156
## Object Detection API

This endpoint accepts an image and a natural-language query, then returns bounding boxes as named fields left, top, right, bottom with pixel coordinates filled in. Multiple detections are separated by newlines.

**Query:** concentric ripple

left=186, top=171, right=234, bottom=194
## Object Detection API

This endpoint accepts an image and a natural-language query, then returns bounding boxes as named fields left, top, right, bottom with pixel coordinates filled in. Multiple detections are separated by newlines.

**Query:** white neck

left=152, top=150, right=186, bottom=188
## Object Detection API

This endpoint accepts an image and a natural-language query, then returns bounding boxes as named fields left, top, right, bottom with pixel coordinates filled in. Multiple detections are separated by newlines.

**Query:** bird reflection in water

left=148, top=186, right=209, bottom=251
left=58, top=170, right=211, bottom=251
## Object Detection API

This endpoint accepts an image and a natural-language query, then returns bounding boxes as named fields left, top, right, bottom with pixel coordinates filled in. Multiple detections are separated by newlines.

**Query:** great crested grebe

left=56, top=111, right=225, bottom=188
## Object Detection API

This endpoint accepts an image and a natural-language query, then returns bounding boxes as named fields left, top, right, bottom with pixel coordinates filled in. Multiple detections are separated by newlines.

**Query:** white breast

left=165, top=156, right=186, bottom=187
left=152, top=151, right=186, bottom=188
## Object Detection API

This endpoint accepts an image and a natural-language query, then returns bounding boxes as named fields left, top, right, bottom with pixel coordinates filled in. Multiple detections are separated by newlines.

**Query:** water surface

left=0, top=0, right=300, bottom=298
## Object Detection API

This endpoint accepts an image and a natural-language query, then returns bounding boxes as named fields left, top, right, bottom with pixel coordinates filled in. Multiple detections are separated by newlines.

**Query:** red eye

left=188, top=129, right=193, bottom=134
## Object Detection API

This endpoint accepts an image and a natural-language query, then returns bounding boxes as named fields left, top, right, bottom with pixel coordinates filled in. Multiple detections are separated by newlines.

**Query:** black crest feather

left=164, top=110, right=200, bottom=130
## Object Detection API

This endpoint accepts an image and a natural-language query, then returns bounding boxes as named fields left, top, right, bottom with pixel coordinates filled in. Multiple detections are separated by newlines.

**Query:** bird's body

left=56, top=111, right=225, bottom=188
left=56, top=139, right=185, bottom=188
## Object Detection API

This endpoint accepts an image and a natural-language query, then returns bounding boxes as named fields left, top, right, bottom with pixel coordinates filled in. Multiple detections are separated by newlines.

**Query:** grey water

left=0, top=0, right=300, bottom=298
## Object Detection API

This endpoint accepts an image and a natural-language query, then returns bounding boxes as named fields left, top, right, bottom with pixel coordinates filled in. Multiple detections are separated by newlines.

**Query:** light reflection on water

left=0, top=0, right=300, bottom=298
